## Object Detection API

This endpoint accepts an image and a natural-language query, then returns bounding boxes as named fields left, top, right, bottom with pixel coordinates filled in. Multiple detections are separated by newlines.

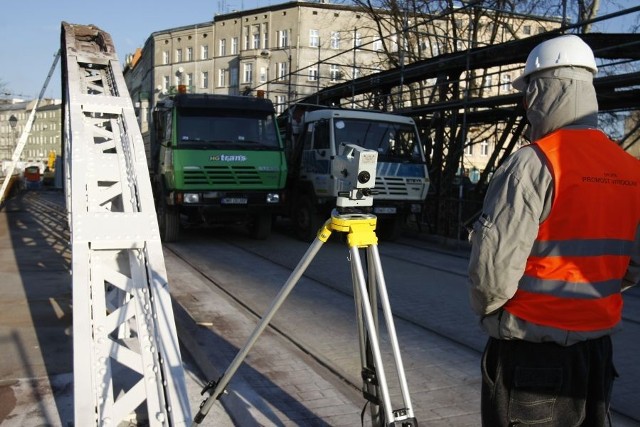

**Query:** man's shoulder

left=491, top=144, right=552, bottom=193
left=503, top=144, right=545, bottom=171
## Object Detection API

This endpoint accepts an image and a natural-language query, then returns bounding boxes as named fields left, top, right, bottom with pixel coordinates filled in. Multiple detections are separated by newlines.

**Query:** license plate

left=374, top=206, right=397, bottom=214
left=221, top=197, right=248, bottom=204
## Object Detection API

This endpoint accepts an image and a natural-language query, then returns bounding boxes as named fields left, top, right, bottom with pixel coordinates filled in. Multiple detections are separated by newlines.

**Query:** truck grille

left=184, top=166, right=263, bottom=185
left=375, top=176, right=409, bottom=197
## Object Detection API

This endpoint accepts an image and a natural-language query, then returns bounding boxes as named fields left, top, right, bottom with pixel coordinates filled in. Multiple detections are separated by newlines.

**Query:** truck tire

left=249, top=213, right=272, bottom=240
left=157, top=191, right=180, bottom=242
left=294, top=196, right=323, bottom=242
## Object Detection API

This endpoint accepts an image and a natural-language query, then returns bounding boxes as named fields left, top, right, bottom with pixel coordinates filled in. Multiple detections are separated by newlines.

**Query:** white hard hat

left=512, top=34, right=597, bottom=91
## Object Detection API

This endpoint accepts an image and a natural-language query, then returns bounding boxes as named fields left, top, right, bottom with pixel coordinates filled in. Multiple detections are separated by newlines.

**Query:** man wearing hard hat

left=468, top=34, right=640, bottom=426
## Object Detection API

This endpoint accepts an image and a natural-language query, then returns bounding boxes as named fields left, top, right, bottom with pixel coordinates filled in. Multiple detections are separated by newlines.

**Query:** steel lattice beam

left=61, top=22, right=191, bottom=426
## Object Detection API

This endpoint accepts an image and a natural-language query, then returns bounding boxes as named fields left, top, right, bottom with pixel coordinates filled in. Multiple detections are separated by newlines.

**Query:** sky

left=0, top=0, right=274, bottom=99
left=0, top=0, right=637, bottom=100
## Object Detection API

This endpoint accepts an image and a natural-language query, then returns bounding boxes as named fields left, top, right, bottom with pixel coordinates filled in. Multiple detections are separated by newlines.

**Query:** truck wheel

left=294, top=197, right=323, bottom=242
left=377, top=216, right=403, bottom=241
left=157, top=198, right=180, bottom=242
left=249, top=213, right=272, bottom=240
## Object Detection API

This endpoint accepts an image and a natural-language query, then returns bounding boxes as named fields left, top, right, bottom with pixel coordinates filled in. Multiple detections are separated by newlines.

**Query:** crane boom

left=0, top=51, right=59, bottom=204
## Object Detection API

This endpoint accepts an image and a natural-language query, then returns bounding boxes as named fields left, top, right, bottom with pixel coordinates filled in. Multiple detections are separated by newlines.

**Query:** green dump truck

left=149, top=93, right=287, bottom=241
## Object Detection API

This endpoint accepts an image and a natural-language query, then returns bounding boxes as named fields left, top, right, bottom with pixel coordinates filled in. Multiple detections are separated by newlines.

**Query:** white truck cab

left=284, top=107, right=430, bottom=241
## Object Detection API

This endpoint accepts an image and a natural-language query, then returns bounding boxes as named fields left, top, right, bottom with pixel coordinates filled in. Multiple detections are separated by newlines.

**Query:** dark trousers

left=481, top=336, right=616, bottom=426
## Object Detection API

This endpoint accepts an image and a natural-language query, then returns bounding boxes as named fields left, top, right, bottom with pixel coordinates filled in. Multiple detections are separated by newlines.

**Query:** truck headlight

left=183, top=193, right=201, bottom=204
left=266, top=193, right=280, bottom=203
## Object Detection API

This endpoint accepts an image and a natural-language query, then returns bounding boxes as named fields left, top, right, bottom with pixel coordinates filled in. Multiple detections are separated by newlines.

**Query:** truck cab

left=283, top=106, right=430, bottom=241
left=150, top=93, right=287, bottom=241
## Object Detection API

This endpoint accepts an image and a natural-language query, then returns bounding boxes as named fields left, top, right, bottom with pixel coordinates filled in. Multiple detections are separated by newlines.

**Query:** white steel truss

left=61, top=22, right=191, bottom=426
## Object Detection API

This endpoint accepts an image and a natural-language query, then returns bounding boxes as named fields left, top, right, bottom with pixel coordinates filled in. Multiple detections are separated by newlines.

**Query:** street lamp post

left=8, top=115, right=18, bottom=161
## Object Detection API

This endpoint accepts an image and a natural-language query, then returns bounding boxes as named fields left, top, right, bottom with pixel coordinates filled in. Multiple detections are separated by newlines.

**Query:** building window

left=263, top=24, right=269, bottom=49
left=275, top=95, right=286, bottom=114
left=201, top=71, right=209, bottom=88
left=308, top=63, right=318, bottom=81
left=243, top=63, right=253, bottom=83
left=353, top=32, right=362, bottom=49
left=259, top=66, right=267, bottom=83
left=201, top=44, right=209, bottom=59
left=277, top=62, right=288, bottom=81
left=176, top=48, right=182, bottom=62
left=232, top=37, right=239, bottom=54
left=353, top=67, right=361, bottom=80
left=186, top=73, right=193, bottom=88
left=372, top=38, right=382, bottom=51
left=230, top=67, right=238, bottom=87
left=500, top=74, right=511, bottom=92
left=278, top=30, right=289, bottom=48
left=310, top=29, right=319, bottom=47
left=480, top=140, right=489, bottom=156
left=329, top=64, right=340, bottom=82
left=187, top=47, right=193, bottom=61
left=484, top=74, right=493, bottom=88
left=163, top=75, right=170, bottom=91
left=218, top=69, right=226, bottom=87
left=523, top=25, right=531, bottom=35
left=162, top=51, right=170, bottom=64
left=464, top=141, right=473, bottom=155
left=219, top=39, right=226, bottom=56
left=253, top=25, right=261, bottom=49
left=390, top=35, right=399, bottom=52
left=244, top=26, right=250, bottom=50
left=330, top=32, right=340, bottom=49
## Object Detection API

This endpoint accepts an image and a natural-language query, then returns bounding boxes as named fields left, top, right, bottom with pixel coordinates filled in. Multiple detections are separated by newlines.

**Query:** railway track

left=165, top=225, right=640, bottom=425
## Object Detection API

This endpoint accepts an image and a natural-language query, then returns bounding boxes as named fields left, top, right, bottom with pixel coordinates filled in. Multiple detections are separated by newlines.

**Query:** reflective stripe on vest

left=504, top=129, right=640, bottom=332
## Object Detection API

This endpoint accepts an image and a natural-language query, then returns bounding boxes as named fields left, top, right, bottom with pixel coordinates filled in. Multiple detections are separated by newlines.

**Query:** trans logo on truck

left=209, top=154, right=247, bottom=162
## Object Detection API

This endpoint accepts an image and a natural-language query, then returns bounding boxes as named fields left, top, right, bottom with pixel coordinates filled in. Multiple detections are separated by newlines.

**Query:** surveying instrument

left=193, top=144, right=418, bottom=426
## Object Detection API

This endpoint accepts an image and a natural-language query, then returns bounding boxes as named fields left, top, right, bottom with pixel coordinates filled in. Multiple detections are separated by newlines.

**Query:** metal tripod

left=192, top=210, right=418, bottom=426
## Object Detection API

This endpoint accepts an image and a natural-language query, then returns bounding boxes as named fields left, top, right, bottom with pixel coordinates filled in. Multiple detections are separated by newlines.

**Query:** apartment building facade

left=0, top=99, right=61, bottom=174
left=125, top=2, right=388, bottom=115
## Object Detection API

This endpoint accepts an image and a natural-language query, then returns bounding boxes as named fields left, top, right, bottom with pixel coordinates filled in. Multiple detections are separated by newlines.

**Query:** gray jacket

left=467, top=67, right=640, bottom=346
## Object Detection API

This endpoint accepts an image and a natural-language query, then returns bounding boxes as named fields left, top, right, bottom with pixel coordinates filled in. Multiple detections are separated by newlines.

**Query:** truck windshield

left=333, top=119, right=422, bottom=161
left=176, top=108, right=280, bottom=149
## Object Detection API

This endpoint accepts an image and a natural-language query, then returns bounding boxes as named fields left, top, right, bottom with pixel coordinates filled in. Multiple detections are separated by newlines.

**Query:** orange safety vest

left=504, top=129, right=640, bottom=332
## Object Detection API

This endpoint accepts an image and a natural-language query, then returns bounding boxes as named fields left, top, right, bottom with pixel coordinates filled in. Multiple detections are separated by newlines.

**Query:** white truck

left=280, top=105, right=430, bottom=241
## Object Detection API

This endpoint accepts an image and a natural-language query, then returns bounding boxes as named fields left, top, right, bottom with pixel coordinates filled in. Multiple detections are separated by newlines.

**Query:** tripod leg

left=192, top=234, right=328, bottom=425
left=352, top=249, right=384, bottom=426
left=367, top=244, right=416, bottom=420
left=349, top=245, right=395, bottom=424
